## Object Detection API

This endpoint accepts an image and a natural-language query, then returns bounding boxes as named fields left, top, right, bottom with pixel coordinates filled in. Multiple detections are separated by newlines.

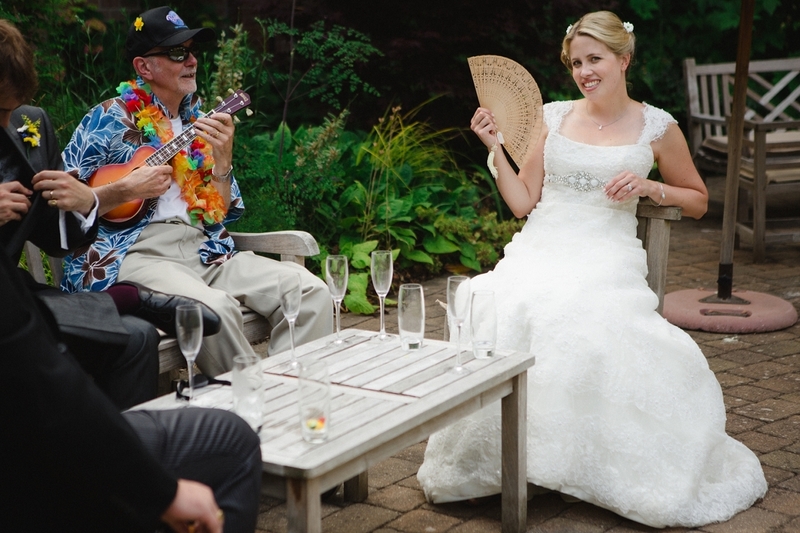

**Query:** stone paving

left=255, top=177, right=800, bottom=532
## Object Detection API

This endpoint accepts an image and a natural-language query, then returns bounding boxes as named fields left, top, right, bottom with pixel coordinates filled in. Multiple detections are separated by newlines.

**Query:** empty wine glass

left=176, top=304, right=203, bottom=403
left=370, top=250, right=394, bottom=341
left=279, top=272, right=302, bottom=368
left=325, top=255, right=349, bottom=345
left=447, top=276, right=471, bottom=375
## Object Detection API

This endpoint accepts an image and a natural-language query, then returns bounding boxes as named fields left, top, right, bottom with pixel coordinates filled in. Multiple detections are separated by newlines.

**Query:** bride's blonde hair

left=560, top=11, right=635, bottom=71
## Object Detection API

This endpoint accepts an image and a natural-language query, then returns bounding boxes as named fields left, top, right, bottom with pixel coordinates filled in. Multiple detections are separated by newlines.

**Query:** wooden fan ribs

left=468, top=55, right=543, bottom=167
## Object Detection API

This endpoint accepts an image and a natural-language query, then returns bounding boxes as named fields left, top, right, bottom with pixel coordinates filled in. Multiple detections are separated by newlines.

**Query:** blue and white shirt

left=60, top=78, right=244, bottom=293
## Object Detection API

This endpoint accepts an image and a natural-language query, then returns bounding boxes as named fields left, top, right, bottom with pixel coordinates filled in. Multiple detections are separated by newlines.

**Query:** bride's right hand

left=470, top=107, right=498, bottom=149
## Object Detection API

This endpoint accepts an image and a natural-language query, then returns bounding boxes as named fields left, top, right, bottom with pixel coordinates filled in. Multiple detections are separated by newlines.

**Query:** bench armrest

left=689, top=113, right=728, bottom=127
left=230, top=230, right=320, bottom=265
left=635, top=204, right=682, bottom=316
left=744, top=118, right=800, bottom=131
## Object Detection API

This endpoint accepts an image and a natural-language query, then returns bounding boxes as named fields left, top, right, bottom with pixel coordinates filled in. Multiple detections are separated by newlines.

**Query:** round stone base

left=663, top=289, right=798, bottom=333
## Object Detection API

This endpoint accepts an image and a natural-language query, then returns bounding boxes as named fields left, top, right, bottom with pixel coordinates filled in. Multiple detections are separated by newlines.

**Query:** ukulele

left=89, top=90, right=251, bottom=224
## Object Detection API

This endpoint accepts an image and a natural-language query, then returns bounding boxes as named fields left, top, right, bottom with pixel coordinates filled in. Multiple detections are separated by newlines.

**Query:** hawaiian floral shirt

left=60, top=78, right=244, bottom=293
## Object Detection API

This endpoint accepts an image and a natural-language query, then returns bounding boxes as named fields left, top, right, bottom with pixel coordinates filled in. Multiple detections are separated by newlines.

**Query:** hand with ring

left=604, top=171, right=639, bottom=201
left=33, top=170, right=95, bottom=215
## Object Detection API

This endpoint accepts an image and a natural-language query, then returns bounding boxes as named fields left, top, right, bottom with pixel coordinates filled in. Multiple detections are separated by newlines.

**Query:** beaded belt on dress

left=545, top=172, right=606, bottom=192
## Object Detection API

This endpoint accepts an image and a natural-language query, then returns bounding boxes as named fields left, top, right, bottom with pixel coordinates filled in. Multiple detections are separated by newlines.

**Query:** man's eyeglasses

left=142, top=45, right=200, bottom=62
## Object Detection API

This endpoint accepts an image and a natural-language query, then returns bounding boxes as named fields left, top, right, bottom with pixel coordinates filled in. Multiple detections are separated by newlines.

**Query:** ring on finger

left=626, top=184, right=633, bottom=192
left=48, top=190, right=54, bottom=199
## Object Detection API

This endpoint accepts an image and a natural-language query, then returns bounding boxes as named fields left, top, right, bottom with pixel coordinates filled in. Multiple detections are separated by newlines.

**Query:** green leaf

left=460, top=254, right=482, bottom=272
left=351, top=251, right=370, bottom=270
left=390, top=228, right=417, bottom=248
left=344, top=293, right=375, bottom=315
left=343, top=272, right=375, bottom=314
left=402, top=249, right=434, bottom=265
left=352, top=240, right=379, bottom=255
left=347, top=272, right=370, bottom=294
left=422, top=234, right=460, bottom=254
left=460, top=241, right=477, bottom=260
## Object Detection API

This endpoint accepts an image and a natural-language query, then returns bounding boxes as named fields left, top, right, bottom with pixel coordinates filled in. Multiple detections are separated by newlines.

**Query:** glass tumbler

left=298, top=358, right=331, bottom=443
left=398, top=283, right=425, bottom=351
left=470, top=290, right=497, bottom=359
left=232, top=354, right=264, bottom=432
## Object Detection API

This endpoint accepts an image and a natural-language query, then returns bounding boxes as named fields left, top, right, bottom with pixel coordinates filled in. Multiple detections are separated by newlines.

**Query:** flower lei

left=17, top=115, right=41, bottom=149
left=116, top=79, right=227, bottom=225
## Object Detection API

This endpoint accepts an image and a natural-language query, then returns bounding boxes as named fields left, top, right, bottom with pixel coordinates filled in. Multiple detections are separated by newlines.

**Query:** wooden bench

left=636, top=203, right=682, bottom=315
left=683, top=56, right=800, bottom=262
left=24, top=230, right=320, bottom=378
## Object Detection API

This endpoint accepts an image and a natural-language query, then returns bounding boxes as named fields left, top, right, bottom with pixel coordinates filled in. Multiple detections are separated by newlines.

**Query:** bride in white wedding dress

left=416, top=11, right=767, bottom=529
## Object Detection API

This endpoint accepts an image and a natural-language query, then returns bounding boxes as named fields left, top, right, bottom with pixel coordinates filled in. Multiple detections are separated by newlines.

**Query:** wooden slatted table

left=132, top=329, right=536, bottom=533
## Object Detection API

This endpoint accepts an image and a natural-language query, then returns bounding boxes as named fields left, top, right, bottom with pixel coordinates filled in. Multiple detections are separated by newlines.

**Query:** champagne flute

left=325, top=255, right=349, bottom=345
left=447, top=276, right=471, bottom=375
left=279, top=272, right=302, bottom=368
left=176, top=304, right=203, bottom=403
left=370, top=250, right=394, bottom=341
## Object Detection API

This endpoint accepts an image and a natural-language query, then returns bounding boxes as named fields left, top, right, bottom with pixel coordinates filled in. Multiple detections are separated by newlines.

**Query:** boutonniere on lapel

left=17, top=115, right=41, bottom=149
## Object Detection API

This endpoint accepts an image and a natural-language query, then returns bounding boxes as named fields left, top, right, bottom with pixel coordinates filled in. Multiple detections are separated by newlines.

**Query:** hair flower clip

left=566, top=24, right=573, bottom=34
left=623, top=22, right=634, bottom=33
left=17, top=115, right=41, bottom=149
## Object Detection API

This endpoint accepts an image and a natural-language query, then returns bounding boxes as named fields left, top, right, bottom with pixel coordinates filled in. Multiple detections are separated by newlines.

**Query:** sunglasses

left=175, top=373, right=230, bottom=400
left=143, top=45, right=201, bottom=62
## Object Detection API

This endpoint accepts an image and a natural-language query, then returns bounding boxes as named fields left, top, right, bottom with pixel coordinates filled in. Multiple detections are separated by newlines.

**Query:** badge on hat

left=165, top=11, right=188, bottom=29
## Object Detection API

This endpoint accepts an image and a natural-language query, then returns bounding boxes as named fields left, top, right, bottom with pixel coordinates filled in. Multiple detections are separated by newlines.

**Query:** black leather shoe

left=118, top=281, right=221, bottom=337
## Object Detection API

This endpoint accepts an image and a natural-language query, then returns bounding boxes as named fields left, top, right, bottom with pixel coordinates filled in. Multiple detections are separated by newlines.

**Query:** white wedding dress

left=416, top=101, right=767, bottom=528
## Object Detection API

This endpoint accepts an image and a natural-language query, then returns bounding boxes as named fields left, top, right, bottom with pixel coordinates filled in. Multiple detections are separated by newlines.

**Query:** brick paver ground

left=255, top=177, right=800, bottom=532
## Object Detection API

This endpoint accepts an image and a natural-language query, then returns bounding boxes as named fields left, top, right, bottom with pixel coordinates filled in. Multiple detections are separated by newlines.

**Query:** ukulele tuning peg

left=215, top=96, right=224, bottom=103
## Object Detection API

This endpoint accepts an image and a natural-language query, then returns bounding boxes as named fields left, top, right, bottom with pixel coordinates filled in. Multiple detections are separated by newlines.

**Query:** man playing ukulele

left=61, top=6, right=333, bottom=376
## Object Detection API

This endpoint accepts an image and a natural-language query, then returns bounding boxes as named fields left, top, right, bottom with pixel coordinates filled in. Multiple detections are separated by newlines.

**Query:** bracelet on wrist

left=212, top=165, right=233, bottom=183
left=655, top=182, right=665, bottom=206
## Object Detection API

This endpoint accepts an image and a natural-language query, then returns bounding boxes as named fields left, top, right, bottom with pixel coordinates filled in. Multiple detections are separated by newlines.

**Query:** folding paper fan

left=468, top=55, right=543, bottom=168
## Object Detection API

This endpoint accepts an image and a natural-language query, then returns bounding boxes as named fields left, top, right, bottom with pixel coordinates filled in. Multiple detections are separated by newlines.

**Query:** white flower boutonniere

left=17, top=115, right=41, bottom=148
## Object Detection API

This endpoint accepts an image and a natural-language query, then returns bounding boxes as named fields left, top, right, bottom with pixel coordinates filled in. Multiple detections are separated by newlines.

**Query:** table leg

left=286, top=477, right=322, bottom=533
left=501, top=370, right=527, bottom=533
left=344, top=471, right=368, bottom=502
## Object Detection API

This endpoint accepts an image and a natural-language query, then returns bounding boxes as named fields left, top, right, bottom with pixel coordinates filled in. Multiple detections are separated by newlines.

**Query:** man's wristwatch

left=212, top=165, right=233, bottom=183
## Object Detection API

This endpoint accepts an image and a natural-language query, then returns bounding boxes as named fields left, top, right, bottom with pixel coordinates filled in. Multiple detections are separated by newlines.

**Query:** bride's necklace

left=585, top=107, right=628, bottom=130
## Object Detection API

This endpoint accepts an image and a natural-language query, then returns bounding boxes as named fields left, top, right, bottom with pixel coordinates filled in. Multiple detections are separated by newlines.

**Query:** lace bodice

left=541, top=101, right=676, bottom=212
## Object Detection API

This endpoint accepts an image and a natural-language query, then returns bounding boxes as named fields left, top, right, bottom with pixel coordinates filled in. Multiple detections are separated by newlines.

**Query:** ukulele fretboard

left=144, top=126, right=197, bottom=167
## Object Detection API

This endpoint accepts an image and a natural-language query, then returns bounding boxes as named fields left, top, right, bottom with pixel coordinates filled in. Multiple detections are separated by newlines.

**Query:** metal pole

left=715, top=0, right=755, bottom=300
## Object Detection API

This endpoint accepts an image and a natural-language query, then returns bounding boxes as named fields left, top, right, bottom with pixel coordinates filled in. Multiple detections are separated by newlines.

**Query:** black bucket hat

left=125, top=6, right=215, bottom=62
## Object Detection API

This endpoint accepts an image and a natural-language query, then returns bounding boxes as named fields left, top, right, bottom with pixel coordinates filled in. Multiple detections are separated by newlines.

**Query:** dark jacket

left=0, top=105, right=97, bottom=260
left=0, top=246, right=177, bottom=531
left=0, top=106, right=127, bottom=345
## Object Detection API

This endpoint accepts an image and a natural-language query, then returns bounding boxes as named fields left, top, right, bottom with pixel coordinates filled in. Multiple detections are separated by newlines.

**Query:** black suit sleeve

left=13, top=106, right=98, bottom=257
left=0, top=248, right=176, bottom=532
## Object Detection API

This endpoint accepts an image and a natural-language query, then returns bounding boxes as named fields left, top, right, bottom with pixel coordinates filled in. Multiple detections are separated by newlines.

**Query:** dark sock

left=106, top=283, right=140, bottom=315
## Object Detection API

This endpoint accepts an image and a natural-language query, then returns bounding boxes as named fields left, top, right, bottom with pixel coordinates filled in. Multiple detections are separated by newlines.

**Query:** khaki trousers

left=119, top=220, right=332, bottom=375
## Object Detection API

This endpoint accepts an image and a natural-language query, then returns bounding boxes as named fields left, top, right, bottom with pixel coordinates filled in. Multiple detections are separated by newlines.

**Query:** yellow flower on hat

left=134, top=17, right=144, bottom=31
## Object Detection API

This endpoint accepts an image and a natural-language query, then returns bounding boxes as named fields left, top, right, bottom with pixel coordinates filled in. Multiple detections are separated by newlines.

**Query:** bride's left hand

left=605, top=171, right=644, bottom=202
